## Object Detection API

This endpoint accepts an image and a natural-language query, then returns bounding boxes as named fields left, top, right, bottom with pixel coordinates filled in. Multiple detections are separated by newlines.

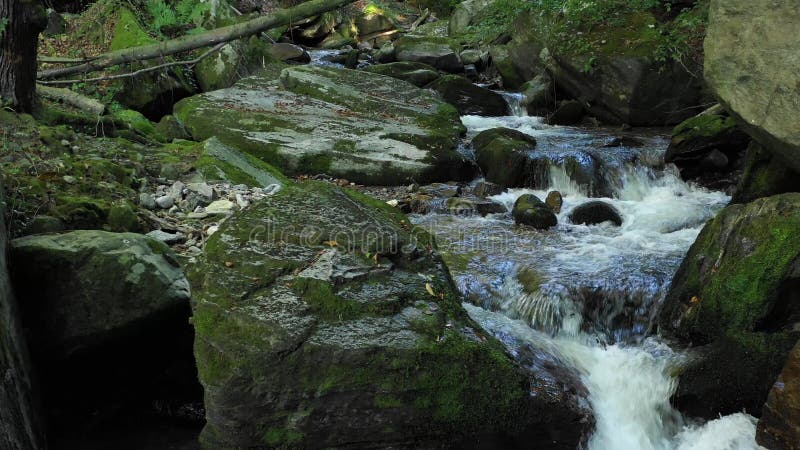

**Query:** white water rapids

left=412, top=110, right=766, bottom=450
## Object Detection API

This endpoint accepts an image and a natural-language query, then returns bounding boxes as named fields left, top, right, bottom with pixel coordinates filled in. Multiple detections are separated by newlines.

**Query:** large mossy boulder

left=659, top=194, right=800, bottom=418
left=192, top=181, right=587, bottom=448
left=174, top=65, right=476, bottom=185
left=393, top=34, right=463, bottom=73
left=473, top=127, right=536, bottom=188
left=10, top=231, right=191, bottom=361
left=665, top=106, right=749, bottom=187
left=108, top=6, right=196, bottom=118
left=732, top=142, right=800, bottom=204
left=449, top=0, right=493, bottom=36
left=0, top=185, right=44, bottom=450
left=535, top=8, right=702, bottom=126
left=757, top=340, right=800, bottom=450
left=195, top=36, right=276, bottom=92
left=194, top=137, right=288, bottom=188
left=429, top=75, right=510, bottom=116
left=9, top=231, right=195, bottom=433
left=704, top=0, right=800, bottom=174
left=364, top=61, right=441, bottom=87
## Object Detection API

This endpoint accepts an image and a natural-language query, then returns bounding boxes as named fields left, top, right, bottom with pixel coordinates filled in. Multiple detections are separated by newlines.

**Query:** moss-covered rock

left=512, top=194, right=557, bottom=229
left=364, top=61, right=441, bottom=87
left=659, top=193, right=800, bottom=418
left=10, top=230, right=191, bottom=361
left=194, top=137, right=288, bottom=187
left=393, top=34, right=463, bottom=73
left=174, top=66, right=476, bottom=185
left=195, top=36, right=277, bottom=92
left=192, top=181, right=587, bottom=448
left=473, top=127, right=536, bottom=188
left=665, top=106, right=749, bottom=187
left=732, top=142, right=800, bottom=204
left=428, top=75, right=510, bottom=116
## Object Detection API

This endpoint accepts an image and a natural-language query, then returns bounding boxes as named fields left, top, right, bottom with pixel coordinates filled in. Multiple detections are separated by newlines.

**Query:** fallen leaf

left=224, top=261, right=234, bottom=268
left=425, top=283, right=436, bottom=297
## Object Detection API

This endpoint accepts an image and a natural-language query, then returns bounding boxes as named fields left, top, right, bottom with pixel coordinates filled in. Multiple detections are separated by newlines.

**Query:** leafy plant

left=144, top=0, right=210, bottom=35
left=0, top=17, right=8, bottom=39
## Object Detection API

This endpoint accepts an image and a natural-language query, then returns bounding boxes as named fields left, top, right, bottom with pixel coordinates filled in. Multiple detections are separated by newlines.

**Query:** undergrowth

left=461, top=0, right=708, bottom=71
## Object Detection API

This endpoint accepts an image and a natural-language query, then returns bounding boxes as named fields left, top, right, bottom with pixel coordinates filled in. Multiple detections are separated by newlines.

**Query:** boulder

left=10, top=231, right=191, bottom=361
left=194, top=137, right=288, bottom=188
left=659, top=194, right=800, bottom=418
left=393, top=35, right=463, bottom=73
left=704, top=0, right=800, bottom=174
left=448, top=0, right=494, bottom=36
left=365, top=61, right=441, bottom=87
left=174, top=66, right=476, bottom=185
left=195, top=37, right=278, bottom=92
left=548, top=100, right=585, bottom=126
left=428, top=75, right=510, bottom=116
left=665, top=105, right=749, bottom=186
left=520, top=74, right=555, bottom=116
left=473, top=128, right=537, bottom=188
left=0, top=184, right=44, bottom=450
left=268, top=42, right=311, bottom=63
left=732, top=142, right=800, bottom=204
left=192, top=181, right=586, bottom=448
left=356, top=12, right=394, bottom=36
left=10, top=231, right=195, bottom=433
left=512, top=194, right=557, bottom=229
left=545, top=191, right=563, bottom=213
left=569, top=201, right=622, bottom=226
left=757, top=341, right=800, bottom=450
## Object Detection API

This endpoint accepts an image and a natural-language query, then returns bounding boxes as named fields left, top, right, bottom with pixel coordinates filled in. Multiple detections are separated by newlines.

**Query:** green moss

left=106, top=201, right=140, bottom=232
left=110, top=7, right=157, bottom=51
left=374, top=395, right=404, bottom=409
left=297, top=153, right=333, bottom=175
left=333, top=140, right=357, bottom=153
left=672, top=113, right=736, bottom=143
left=291, top=277, right=361, bottom=321
left=263, top=428, right=304, bottom=446
left=517, top=268, right=544, bottom=294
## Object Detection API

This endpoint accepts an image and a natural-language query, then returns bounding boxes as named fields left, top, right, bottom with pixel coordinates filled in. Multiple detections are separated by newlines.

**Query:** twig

left=36, top=43, right=227, bottom=86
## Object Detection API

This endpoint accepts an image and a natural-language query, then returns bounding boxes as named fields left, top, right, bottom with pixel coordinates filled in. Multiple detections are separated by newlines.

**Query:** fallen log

left=37, top=0, right=357, bottom=80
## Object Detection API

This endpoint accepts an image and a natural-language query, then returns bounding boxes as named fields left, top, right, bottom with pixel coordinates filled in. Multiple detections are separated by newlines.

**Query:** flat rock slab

left=174, top=66, right=475, bottom=185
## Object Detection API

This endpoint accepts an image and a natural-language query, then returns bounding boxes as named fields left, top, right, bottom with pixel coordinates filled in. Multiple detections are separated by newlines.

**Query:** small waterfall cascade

left=412, top=103, right=764, bottom=449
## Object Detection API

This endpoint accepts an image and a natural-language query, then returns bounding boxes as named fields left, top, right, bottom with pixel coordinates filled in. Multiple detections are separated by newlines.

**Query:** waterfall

left=412, top=111, right=765, bottom=450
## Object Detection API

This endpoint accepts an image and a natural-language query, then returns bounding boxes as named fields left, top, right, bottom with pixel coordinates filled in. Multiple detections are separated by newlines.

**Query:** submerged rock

left=569, top=201, right=622, bottom=226
left=704, top=0, right=800, bottom=174
left=192, top=181, right=586, bottom=448
left=174, top=66, right=476, bottom=185
left=757, top=341, right=800, bottom=450
left=545, top=191, right=563, bottom=213
left=512, top=194, right=557, bottom=229
left=429, top=75, right=511, bottom=116
left=659, top=194, right=800, bottom=418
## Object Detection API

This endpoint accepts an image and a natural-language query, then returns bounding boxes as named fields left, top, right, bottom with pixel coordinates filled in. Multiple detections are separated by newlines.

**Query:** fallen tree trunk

left=37, top=85, right=106, bottom=116
left=37, top=0, right=356, bottom=80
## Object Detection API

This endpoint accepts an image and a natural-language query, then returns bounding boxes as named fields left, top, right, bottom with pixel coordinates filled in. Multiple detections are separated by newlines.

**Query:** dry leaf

left=425, top=283, right=436, bottom=297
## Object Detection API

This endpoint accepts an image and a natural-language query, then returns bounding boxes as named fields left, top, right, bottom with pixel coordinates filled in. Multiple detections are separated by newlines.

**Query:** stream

left=412, top=100, right=764, bottom=449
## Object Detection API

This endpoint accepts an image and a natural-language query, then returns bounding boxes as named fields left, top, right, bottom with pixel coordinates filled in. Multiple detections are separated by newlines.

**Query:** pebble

left=206, top=199, right=236, bottom=215
left=168, top=181, right=186, bottom=200
left=235, top=193, right=249, bottom=208
left=187, top=182, right=215, bottom=200
left=60, top=139, right=71, bottom=147
left=155, top=195, right=174, bottom=209
left=187, top=212, right=209, bottom=220
left=146, top=230, right=185, bottom=245
left=205, top=225, right=219, bottom=236
left=62, top=175, right=77, bottom=184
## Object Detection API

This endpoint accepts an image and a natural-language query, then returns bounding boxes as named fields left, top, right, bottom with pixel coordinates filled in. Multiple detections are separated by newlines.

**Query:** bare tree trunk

left=0, top=0, right=46, bottom=112
left=38, top=0, right=357, bottom=80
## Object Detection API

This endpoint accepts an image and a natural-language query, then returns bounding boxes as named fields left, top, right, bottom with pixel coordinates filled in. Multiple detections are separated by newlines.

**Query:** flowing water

left=411, top=103, right=765, bottom=449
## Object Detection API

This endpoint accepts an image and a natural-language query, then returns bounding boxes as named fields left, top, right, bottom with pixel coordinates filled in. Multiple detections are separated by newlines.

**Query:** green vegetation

left=461, top=0, right=708, bottom=67
left=144, top=0, right=211, bottom=36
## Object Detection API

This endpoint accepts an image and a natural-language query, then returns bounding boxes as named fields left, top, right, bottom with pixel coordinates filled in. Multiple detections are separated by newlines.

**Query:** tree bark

left=38, top=0, right=357, bottom=80
left=0, top=0, right=46, bottom=112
